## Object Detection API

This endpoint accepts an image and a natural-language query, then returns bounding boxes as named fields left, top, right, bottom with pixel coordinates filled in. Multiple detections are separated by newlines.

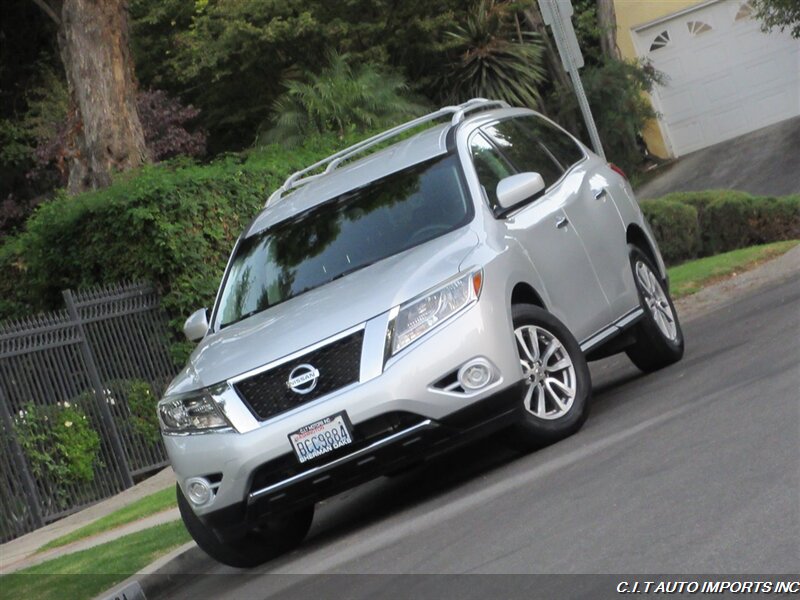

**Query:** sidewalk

left=0, top=467, right=177, bottom=574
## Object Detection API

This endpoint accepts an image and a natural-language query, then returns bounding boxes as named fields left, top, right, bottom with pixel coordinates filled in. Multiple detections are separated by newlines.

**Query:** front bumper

left=202, top=381, right=526, bottom=541
left=163, top=280, right=522, bottom=523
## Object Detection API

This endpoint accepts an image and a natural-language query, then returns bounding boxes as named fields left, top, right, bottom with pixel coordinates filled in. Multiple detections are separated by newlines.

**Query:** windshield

left=216, top=154, right=472, bottom=328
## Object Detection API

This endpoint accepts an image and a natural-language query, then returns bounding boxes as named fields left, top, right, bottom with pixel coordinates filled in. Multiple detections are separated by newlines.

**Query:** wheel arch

left=510, top=281, right=546, bottom=309
left=626, top=224, right=666, bottom=280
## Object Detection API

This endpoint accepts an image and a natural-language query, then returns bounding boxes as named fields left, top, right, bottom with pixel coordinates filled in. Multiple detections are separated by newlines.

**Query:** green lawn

left=667, top=240, right=799, bottom=299
left=38, top=487, right=177, bottom=552
left=2, top=521, right=191, bottom=600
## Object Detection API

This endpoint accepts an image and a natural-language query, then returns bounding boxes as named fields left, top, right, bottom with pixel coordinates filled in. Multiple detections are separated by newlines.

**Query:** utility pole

left=538, top=0, right=606, bottom=160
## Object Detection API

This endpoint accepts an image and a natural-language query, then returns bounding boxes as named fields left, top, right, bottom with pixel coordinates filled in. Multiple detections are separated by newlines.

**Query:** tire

left=508, top=304, right=591, bottom=451
left=625, top=245, right=685, bottom=372
left=176, top=484, right=313, bottom=568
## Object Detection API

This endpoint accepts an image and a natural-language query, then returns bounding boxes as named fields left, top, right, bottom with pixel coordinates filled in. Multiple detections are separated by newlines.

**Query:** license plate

left=289, top=412, right=353, bottom=464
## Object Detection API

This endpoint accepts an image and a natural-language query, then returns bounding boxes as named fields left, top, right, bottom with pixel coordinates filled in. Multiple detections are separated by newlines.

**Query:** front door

left=469, top=131, right=612, bottom=342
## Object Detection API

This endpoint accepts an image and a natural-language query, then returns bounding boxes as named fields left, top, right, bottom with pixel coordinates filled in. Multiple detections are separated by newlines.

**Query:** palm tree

left=262, top=53, right=426, bottom=147
left=440, top=0, right=546, bottom=109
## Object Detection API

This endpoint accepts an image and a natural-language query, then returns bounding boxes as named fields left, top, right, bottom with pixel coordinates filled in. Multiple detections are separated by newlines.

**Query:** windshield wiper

left=328, top=262, right=371, bottom=283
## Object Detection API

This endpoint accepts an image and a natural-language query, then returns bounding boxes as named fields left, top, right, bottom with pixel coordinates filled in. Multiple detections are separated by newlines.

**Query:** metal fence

left=0, top=282, right=178, bottom=543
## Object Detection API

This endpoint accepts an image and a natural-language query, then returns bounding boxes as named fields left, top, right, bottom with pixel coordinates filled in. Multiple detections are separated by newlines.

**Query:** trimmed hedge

left=0, top=133, right=369, bottom=360
left=637, top=200, right=698, bottom=264
left=640, top=190, right=799, bottom=265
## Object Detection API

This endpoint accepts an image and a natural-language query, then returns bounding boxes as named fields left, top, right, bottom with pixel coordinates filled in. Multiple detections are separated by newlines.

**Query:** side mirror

left=183, top=308, right=209, bottom=342
left=496, top=172, right=545, bottom=210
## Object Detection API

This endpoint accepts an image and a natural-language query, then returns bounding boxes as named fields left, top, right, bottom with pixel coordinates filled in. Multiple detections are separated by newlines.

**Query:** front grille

left=234, top=330, right=364, bottom=421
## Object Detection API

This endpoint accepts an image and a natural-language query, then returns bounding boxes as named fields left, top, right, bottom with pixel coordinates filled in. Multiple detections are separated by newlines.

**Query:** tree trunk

left=596, top=0, right=621, bottom=60
left=55, top=0, right=148, bottom=193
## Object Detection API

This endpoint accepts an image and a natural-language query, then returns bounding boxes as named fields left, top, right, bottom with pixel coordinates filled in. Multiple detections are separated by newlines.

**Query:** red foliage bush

left=32, top=89, right=206, bottom=186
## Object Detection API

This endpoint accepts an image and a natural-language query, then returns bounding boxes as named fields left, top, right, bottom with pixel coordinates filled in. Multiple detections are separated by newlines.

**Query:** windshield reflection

left=217, top=154, right=471, bottom=328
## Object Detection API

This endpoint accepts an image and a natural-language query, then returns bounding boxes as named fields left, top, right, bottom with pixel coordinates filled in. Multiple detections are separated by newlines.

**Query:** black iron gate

left=0, top=282, right=178, bottom=543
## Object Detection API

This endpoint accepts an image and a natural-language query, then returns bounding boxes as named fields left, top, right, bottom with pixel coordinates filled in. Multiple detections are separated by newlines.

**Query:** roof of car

left=246, top=122, right=454, bottom=237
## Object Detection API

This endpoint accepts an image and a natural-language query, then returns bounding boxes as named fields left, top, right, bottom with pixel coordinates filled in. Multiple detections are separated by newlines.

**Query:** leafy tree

left=0, top=65, right=69, bottom=236
left=752, top=0, right=800, bottom=38
left=263, top=53, right=426, bottom=147
left=142, top=0, right=322, bottom=152
left=0, top=1, right=60, bottom=125
left=554, top=59, right=664, bottom=173
left=439, top=0, right=546, bottom=109
left=129, top=0, right=466, bottom=152
left=129, top=0, right=194, bottom=93
left=0, top=0, right=60, bottom=223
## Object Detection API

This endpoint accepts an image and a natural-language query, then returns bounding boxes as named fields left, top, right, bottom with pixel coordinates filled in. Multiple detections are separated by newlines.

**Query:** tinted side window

left=469, top=133, right=513, bottom=210
left=481, top=120, right=563, bottom=187
left=532, top=117, right=585, bottom=168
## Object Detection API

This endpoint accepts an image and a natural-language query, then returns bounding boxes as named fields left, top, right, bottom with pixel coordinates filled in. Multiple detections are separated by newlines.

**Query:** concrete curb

left=93, top=542, right=200, bottom=600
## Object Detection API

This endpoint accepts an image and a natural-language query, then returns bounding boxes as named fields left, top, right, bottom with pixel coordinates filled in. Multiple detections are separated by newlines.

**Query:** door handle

left=593, top=187, right=608, bottom=200
left=556, top=216, right=569, bottom=229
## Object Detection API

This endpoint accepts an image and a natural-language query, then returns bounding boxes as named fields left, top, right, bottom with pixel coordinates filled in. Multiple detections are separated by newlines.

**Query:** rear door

left=526, top=119, right=638, bottom=320
left=469, top=129, right=612, bottom=342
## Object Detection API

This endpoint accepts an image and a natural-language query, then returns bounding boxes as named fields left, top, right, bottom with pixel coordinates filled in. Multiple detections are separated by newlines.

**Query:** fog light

left=185, top=477, right=213, bottom=506
left=458, top=359, right=492, bottom=390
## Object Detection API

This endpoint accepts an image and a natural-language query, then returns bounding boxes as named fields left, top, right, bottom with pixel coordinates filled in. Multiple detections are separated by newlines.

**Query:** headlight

left=158, top=384, right=231, bottom=434
left=388, top=269, right=483, bottom=357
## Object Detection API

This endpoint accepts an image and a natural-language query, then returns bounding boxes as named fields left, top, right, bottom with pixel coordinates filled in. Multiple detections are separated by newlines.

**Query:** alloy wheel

left=635, top=260, right=678, bottom=342
left=514, top=325, right=577, bottom=420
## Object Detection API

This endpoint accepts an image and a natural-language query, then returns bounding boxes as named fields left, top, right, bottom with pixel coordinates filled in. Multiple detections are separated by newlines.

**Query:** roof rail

left=265, top=98, right=509, bottom=206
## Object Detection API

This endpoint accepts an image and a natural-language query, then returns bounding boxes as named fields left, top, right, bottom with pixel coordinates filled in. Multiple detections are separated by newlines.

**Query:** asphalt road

left=160, top=273, right=799, bottom=598
left=637, top=116, right=800, bottom=199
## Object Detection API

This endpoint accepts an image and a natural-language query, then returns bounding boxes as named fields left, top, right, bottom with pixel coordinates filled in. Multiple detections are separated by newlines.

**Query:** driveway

left=636, top=116, right=800, bottom=199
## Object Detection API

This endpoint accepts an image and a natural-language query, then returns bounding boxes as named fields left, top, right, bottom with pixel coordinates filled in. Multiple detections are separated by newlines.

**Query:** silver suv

left=159, top=99, right=684, bottom=567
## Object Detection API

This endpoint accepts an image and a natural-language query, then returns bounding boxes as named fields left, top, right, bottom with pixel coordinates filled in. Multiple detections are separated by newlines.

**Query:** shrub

left=33, top=88, right=207, bottom=188
left=704, top=194, right=800, bottom=255
left=651, top=190, right=800, bottom=258
left=639, top=199, right=699, bottom=264
left=263, top=53, right=426, bottom=147
left=755, top=194, right=800, bottom=241
left=136, top=90, right=207, bottom=161
left=13, top=401, right=101, bottom=507
left=438, top=0, right=546, bottom=109
left=657, top=190, right=752, bottom=255
left=554, top=59, right=663, bottom=174
left=0, top=131, right=376, bottom=361
left=124, top=380, right=161, bottom=445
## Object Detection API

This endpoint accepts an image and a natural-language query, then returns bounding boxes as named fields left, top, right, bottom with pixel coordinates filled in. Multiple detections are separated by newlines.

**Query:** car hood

left=165, top=227, right=480, bottom=395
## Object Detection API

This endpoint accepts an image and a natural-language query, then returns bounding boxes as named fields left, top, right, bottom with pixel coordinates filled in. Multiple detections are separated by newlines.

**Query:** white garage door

left=633, top=0, right=800, bottom=156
